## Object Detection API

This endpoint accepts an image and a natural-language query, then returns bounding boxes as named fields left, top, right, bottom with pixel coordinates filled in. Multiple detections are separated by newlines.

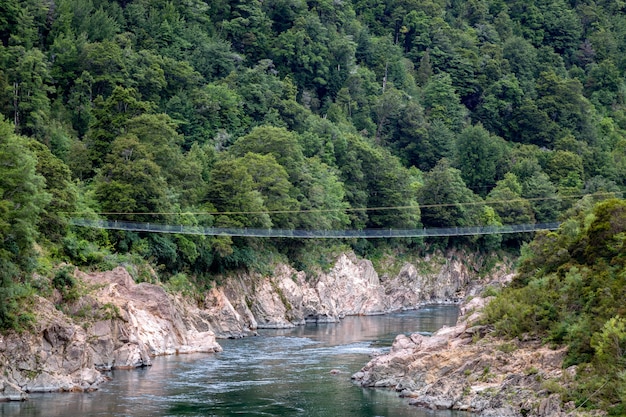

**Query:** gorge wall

left=0, top=251, right=505, bottom=401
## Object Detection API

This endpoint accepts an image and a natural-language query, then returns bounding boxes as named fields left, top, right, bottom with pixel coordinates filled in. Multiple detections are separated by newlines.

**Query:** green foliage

left=53, top=265, right=79, bottom=302
left=0, top=259, right=35, bottom=332
left=455, top=124, right=508, bottom=196
left=166, top=273, right=196, bottom=298
left=591, top=316, right=626, bottom=371
left=62, top=232, right=107, bottom=266
left=93, top=134, right=170, bottom=222
left=485, top=198, right=626, bottom=408
left=418, top=159, right=481, bottom=228
left=0, top=117, right=49, bottom=275
left=422, top=73, right=466, bottom=131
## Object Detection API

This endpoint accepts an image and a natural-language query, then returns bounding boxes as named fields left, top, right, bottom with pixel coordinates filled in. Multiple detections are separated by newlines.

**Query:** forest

left=0, top=0, right=626, bottom=407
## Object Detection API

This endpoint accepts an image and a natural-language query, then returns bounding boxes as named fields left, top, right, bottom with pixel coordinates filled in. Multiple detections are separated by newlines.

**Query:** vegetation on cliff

left=485, top=197, right=626, bottom=413
left=0, top=0, right=625, bottom=347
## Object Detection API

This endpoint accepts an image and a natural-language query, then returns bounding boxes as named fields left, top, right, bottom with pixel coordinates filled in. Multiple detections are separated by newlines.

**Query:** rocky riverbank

left=0, top=267, right=223, bottom=401
left=0, top=250, right=504, bottom=401
left=352, top=296, right=605, bottom=417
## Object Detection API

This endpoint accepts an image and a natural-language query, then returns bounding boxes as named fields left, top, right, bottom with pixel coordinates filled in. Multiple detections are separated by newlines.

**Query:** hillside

left=1, top=0, right=626, bottom=382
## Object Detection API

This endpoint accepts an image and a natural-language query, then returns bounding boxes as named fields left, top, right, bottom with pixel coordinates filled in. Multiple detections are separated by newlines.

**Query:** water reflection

left=1, top=305, right=471, bottom=417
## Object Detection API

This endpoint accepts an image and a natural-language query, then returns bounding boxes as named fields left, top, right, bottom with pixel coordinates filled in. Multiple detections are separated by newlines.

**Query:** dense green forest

left=0, top=0, right=625, bottom=326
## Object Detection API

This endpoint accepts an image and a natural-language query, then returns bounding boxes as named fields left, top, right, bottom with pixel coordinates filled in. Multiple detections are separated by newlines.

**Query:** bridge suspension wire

left=61, top=192, right=619, bottom=218
left=69, top=218, right=561, bottom=238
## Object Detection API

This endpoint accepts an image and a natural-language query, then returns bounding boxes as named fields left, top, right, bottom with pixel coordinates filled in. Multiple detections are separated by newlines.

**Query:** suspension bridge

left=69, top=218, right=560, bottom=238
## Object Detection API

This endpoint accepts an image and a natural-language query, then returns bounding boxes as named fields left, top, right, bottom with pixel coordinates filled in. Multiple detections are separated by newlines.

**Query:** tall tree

left=4, top=47, right=52, bottom=140
left=417, top=159, right=482, bottom=228
left=455, top=124, right=508, bottom=196
left=0, top=117, right=49, bottom=329
left=93, top=134, right=170, bottom=222
left=0, top=117, right=49, bottom=269
left=205, top=157, right=271, bottom=228
left=421, top=72, right=466, bottom=131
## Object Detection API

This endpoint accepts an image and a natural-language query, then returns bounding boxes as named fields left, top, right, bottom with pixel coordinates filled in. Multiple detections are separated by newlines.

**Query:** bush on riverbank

left=484, top=197, right=626, bottom=412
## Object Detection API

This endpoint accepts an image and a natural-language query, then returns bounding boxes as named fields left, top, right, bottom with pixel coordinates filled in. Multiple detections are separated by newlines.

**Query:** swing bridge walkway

left=69, top=218, right=560, bottom=238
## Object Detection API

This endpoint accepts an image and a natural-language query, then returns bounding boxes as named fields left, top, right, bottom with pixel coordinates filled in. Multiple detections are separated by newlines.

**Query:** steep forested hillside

left=1, top=0, right=625, bottom=331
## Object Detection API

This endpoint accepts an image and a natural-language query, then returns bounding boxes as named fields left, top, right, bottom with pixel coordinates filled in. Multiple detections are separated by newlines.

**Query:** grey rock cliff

left=0, top=267, right=221, bottom=402
left=207, top=251, right=478, bottom=334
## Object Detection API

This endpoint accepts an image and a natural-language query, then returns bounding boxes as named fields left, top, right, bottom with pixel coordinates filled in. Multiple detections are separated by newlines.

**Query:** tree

left=344, top=135, right=420, bottom=229
left=49, top=31, right=87, bottom=97
left=225, top=60, right=290, bottom=123
left=188, top=36, right=241, bottom=82
left=4, top=47, right=53, bottom=140
left=416, top=49, right=433, bottom=86
left=67, top=71, right=95, bottom=138
left=502, top=36, right=538, bottom=88
left=487, top=173, right=534, bottom=224
left=0, top=0, right=20, bottom=47
left=27, top=141, right=77, bottom=243
left=93, top=134, right=169, bottom=222
left=240, top=152, right=299, bottom=228
left=373, top=86, right=405, bottom=143
left=86, top=86, right=154, bottom=170
left=295, top=156, right=350, bottom=230
left=487, top=173, right=534, bottom=245
left=535, top=71, right=595, bottom=145
left=545, top=150, right=585, bottom=186
left=455, top=124, right=508, bottom=196
left=183, top=83, right=247, bottom=148
left=205, top=157, right=271, bottom=228
left=509, top=99, right=557, bottom=147
left=220, top=0, right=273, bottom=57
left=524, top=174, right=561, bottom=223
left=229, top=125, right=305, bottom=181
left=474, top=75, right=524, bottom=140
left=398, top=119, right=454, bottom=171
left=417, top=159, right=482, bottom=228
left=124, top=113, right=183, bottom=178
left=542, top=0, right=583, bottom=57
left=0, top=117, right=49, bottom=267
left=0, top=118, right=49, bottom=329
left=62, top=0, right=121, bottom=42
left=421, top=72, right=466, bottom=131
left=271, top=13, right=333, bottom=98
left=83, top=39, right=128, bottom=97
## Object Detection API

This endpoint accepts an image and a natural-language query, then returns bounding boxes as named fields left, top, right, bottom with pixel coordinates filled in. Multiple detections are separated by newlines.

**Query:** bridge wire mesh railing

left=69, top=218, right=561, bottom=238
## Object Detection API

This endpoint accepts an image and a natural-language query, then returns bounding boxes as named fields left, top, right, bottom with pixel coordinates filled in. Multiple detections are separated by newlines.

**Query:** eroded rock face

left=1, top=267, right=221, bottom=401
left=81, top=268, right=221, bottom=358
left=315, top=254, right=388, bottom=317
left=210, top=252, right=480, bottom=331
left=0, top=296, right=108, bottom=401
left=202, top=287, right=257, bottom=338
left=352, top=296, right=590, bottom=417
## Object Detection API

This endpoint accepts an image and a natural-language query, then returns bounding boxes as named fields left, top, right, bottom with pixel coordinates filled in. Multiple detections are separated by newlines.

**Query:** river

left=1, top=305, right=472, bottom=417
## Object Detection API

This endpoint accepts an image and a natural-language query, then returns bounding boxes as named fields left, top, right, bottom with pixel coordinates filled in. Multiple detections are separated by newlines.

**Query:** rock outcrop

left=209, top=252, right=484, bottom=333
left=352, top=296, right=598, bottom=417
left=1, top=267, right=221, bottom=402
